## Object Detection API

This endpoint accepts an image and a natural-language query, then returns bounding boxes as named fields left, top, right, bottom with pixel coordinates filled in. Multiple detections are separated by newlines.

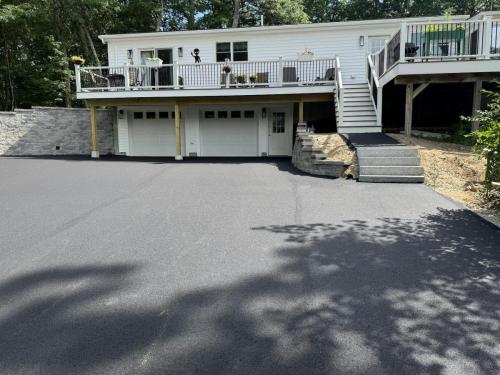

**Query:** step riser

left=358, top=157, right=420, bottom=166
left=359, top=175, right=425, bottom=183
left=360, top=166, right=424, bottom=176
left=338, top=126, right=382, bottom=134
left=357, top=148, right=418, bottom=157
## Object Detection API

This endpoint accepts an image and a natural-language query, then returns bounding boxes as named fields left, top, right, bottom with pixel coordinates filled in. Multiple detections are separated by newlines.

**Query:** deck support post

left=90, top=105, right=99, bottom=158
left=472, top=80, right=482, bottom=131
left=404, top=83, right=413, bottom=138
left=174, top=102, right=183, bottom=160
left=298, top=100, right=304, bottom=124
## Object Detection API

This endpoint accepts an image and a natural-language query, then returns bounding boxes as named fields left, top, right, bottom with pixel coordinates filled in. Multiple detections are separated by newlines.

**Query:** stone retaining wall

left=0, top=107, right=115, bottom=156
left=292, top=126, right=349, bottom=177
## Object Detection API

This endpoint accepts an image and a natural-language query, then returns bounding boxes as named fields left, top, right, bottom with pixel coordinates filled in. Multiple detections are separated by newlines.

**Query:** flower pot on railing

left=145, top=58, right=163, bottom=67
left=71, top=55, right=85, bottom=66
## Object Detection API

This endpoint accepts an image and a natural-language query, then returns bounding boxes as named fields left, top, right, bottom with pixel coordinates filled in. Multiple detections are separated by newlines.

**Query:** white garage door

left=200, top=109, right=258, bottom=157
left=129, top=110, right=177, bottom=156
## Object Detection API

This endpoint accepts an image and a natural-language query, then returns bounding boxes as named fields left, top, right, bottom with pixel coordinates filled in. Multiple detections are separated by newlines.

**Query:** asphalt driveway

left=0, top=157, right=498, bottom=375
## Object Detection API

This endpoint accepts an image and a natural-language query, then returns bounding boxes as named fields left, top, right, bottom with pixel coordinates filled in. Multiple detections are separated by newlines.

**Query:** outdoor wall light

left=261, top=107, right=267, bottom=118
left=178, top=47, right=183, bottom=58
left=359, top=36, right=365, bottom=47
left=118, top=109, right=124, bottom=119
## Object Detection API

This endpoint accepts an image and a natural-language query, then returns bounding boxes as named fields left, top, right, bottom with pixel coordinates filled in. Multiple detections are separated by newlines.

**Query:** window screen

left=233, top=42, right=248, bottom=61
left=216, top=42, right=231, bottom=62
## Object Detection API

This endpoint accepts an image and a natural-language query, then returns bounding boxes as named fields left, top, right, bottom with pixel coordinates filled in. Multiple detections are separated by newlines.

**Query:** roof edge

left=99, top=14, right=470, bottom=43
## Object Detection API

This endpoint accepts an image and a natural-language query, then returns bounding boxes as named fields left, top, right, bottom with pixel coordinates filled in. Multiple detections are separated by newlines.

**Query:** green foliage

left=1, top=0, right=499, bottom=110
left=464, top=83, right=500, bottom=206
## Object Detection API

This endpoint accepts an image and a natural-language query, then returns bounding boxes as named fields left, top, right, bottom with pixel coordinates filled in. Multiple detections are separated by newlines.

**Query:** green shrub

left=464, top=82, right=500, bottom=207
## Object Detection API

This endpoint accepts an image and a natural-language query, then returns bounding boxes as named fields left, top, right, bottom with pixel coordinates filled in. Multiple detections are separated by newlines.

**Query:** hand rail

left=335, top=56, right=343, bottom=127
left=367, top=54, right=381, bottom=126
left=78, top=58, right=337, bottom=92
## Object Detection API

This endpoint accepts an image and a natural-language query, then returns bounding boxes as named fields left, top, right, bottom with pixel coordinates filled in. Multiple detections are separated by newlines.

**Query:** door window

left=272, top=112, right=285, bottom=133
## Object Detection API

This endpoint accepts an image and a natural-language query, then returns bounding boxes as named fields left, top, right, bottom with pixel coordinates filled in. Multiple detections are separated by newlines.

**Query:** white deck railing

left=374, top=17, right=499, bottom=77
left=76, top=58, right=337, bottom=92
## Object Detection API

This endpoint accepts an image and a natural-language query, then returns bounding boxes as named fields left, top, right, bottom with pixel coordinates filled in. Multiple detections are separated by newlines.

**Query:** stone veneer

left=292, top=124, right=350, bottom=177
left=0, top=107, right=115, bottom=156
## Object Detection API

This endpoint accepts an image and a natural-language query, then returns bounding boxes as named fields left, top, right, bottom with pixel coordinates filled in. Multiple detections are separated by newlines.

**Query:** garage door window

left=218, top=111, right=228, bottom=119
left=244, top=110, right=254, bottom=118
left=146, top=112, right=156, bottom=119
left=159, top=112, right=169, bottom=119
left=134, top=112, right=143, bottom=119
left=205, top=111, right=215, bottom=119
left=231, top=111, right=241, bottom=118
left=272, top=112, right=285, bottom=133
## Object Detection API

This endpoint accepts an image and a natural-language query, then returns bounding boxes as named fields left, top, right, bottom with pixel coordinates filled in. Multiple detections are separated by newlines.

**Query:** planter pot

left=146, top=59, right=163, bottom=67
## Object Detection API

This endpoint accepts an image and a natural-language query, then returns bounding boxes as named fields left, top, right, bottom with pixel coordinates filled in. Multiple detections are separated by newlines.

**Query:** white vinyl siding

left=105, top=24, right=405, bottom=83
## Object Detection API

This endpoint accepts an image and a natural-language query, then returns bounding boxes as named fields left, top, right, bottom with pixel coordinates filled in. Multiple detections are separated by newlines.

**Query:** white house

left=76, top=11, right=500, bottom=159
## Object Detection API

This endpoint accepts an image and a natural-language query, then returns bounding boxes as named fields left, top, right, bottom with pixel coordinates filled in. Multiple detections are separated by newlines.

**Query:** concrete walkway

left=0, top=157, right=498, bottom=375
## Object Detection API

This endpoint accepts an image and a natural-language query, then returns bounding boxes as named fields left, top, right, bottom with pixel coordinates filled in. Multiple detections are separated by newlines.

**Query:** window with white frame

left=216, top=41, right=248, bottom=62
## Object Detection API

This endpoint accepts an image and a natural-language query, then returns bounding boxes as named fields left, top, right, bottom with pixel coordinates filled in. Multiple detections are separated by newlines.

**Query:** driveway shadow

left=0, top=209, right=498, bottom=374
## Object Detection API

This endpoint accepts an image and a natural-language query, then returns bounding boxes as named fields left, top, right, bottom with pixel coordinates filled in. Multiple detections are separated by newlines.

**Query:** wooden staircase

left=336, top=83, right=381, bottom=134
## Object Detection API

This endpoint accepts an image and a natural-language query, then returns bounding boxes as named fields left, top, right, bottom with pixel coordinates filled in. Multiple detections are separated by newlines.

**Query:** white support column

left=174, top=61, right=179, bottom=89
left=404, top=83, right=413, bottom=138
left=472, top=80, right=482, bottom=131
left=124, top=64, right=130, bottom=90
left=376, top=86, right=383, bottom=126
left=383, top=40, right=388, bottom=72
left=400, top=22, right=407, bottom=63
left=90, top=105, right=100, bottom=158
left=278, top=57, right=283, bottom=87
left=174, top=102, right=183, bottom=160
left=484, top=16, right=493, bottom=59
left=75, top=66, right=81, bottom=93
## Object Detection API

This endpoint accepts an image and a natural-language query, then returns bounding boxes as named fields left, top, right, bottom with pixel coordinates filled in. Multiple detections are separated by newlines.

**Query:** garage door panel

left=200, top=115, right=258, bottom=157
left=129, top=119, right=176, bottom=156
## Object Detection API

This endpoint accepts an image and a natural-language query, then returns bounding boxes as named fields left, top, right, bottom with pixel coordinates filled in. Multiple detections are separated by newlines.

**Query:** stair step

left=358, top=156, right=420, bottom=166
left=344, top=83, right=369, bottom=88
left=344, top=93, right=371, bottom=98
left=343, top=115, right=377, bottom=121
left=360, top=166, right=424, bottom=176
left=342, top=122, right=378, bottom=127
left=342, top=106, right=376, bottom=112
left=312, top=153, right=327, bottom=160
left=343, top=97, right=372, bottom=102
left=356, top=146, right=418, bottom=157
left=358, top=175, right=425, bottom=183
left=338, top=126, right=382, bottom=134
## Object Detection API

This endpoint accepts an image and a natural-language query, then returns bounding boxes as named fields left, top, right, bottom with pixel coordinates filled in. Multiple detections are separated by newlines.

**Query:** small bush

left=463, top=81, right=500, bottom=207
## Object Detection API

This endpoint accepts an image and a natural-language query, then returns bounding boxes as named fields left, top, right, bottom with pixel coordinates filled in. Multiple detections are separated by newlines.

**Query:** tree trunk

left=83, top=26, right=101, bottom=67
left=232, top=0, right=241, bottom=28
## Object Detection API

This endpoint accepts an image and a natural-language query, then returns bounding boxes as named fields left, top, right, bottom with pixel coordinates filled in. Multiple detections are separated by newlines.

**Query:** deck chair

left=282, top=67, right=298, bottom=83
left=256, top=72, right=269, bottom=86
left=324, top=67, right=335, bottom=81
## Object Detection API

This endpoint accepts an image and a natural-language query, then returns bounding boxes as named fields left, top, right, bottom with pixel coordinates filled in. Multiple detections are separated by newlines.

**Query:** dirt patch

left=311, top=134, right=358, bottom=178
left=388, top=133, right=499, bottom=225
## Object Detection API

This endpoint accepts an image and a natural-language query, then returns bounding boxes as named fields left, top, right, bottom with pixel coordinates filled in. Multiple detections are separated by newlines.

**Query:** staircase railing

left=367, top=54, right=382, bottom=126
left=335, top=56, right=343, bottom=127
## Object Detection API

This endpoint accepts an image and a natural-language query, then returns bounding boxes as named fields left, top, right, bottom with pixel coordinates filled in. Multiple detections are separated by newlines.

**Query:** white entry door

left=268, top=110, right=291, bottom=156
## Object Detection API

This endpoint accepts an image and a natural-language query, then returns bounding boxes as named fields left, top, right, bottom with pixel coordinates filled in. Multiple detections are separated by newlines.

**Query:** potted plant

left=222, top=63, right=232, bottom=74
left=249, top=74, right=257, bottom=85
left=236, top=75, right=246, bottom=85
left=178, top=76, right=184, bottom=88
left=145, top=57, right=163, bottom=67
left=71, top=55, right=85, bottom=66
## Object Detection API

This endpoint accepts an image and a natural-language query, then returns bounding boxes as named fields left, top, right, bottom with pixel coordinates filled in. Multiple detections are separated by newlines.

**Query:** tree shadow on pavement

left=0, top=209, right=498, bottom=374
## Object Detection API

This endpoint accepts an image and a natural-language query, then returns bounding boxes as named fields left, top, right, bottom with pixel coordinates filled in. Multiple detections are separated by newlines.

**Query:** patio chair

left=256, top=72, right=269, bottom=86
left=405, top=43, right=419, bottom=58
left=283, top=67, right=298, bottom=84
left=324, top=67, right=336, bottom=81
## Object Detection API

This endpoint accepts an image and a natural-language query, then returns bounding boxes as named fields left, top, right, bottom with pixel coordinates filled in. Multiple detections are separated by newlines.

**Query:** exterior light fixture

left=261, top=107, right=267, bottom=118
left=178, top=47, right=183, bottom=58
left=359, top=36, right=365, bottom=47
